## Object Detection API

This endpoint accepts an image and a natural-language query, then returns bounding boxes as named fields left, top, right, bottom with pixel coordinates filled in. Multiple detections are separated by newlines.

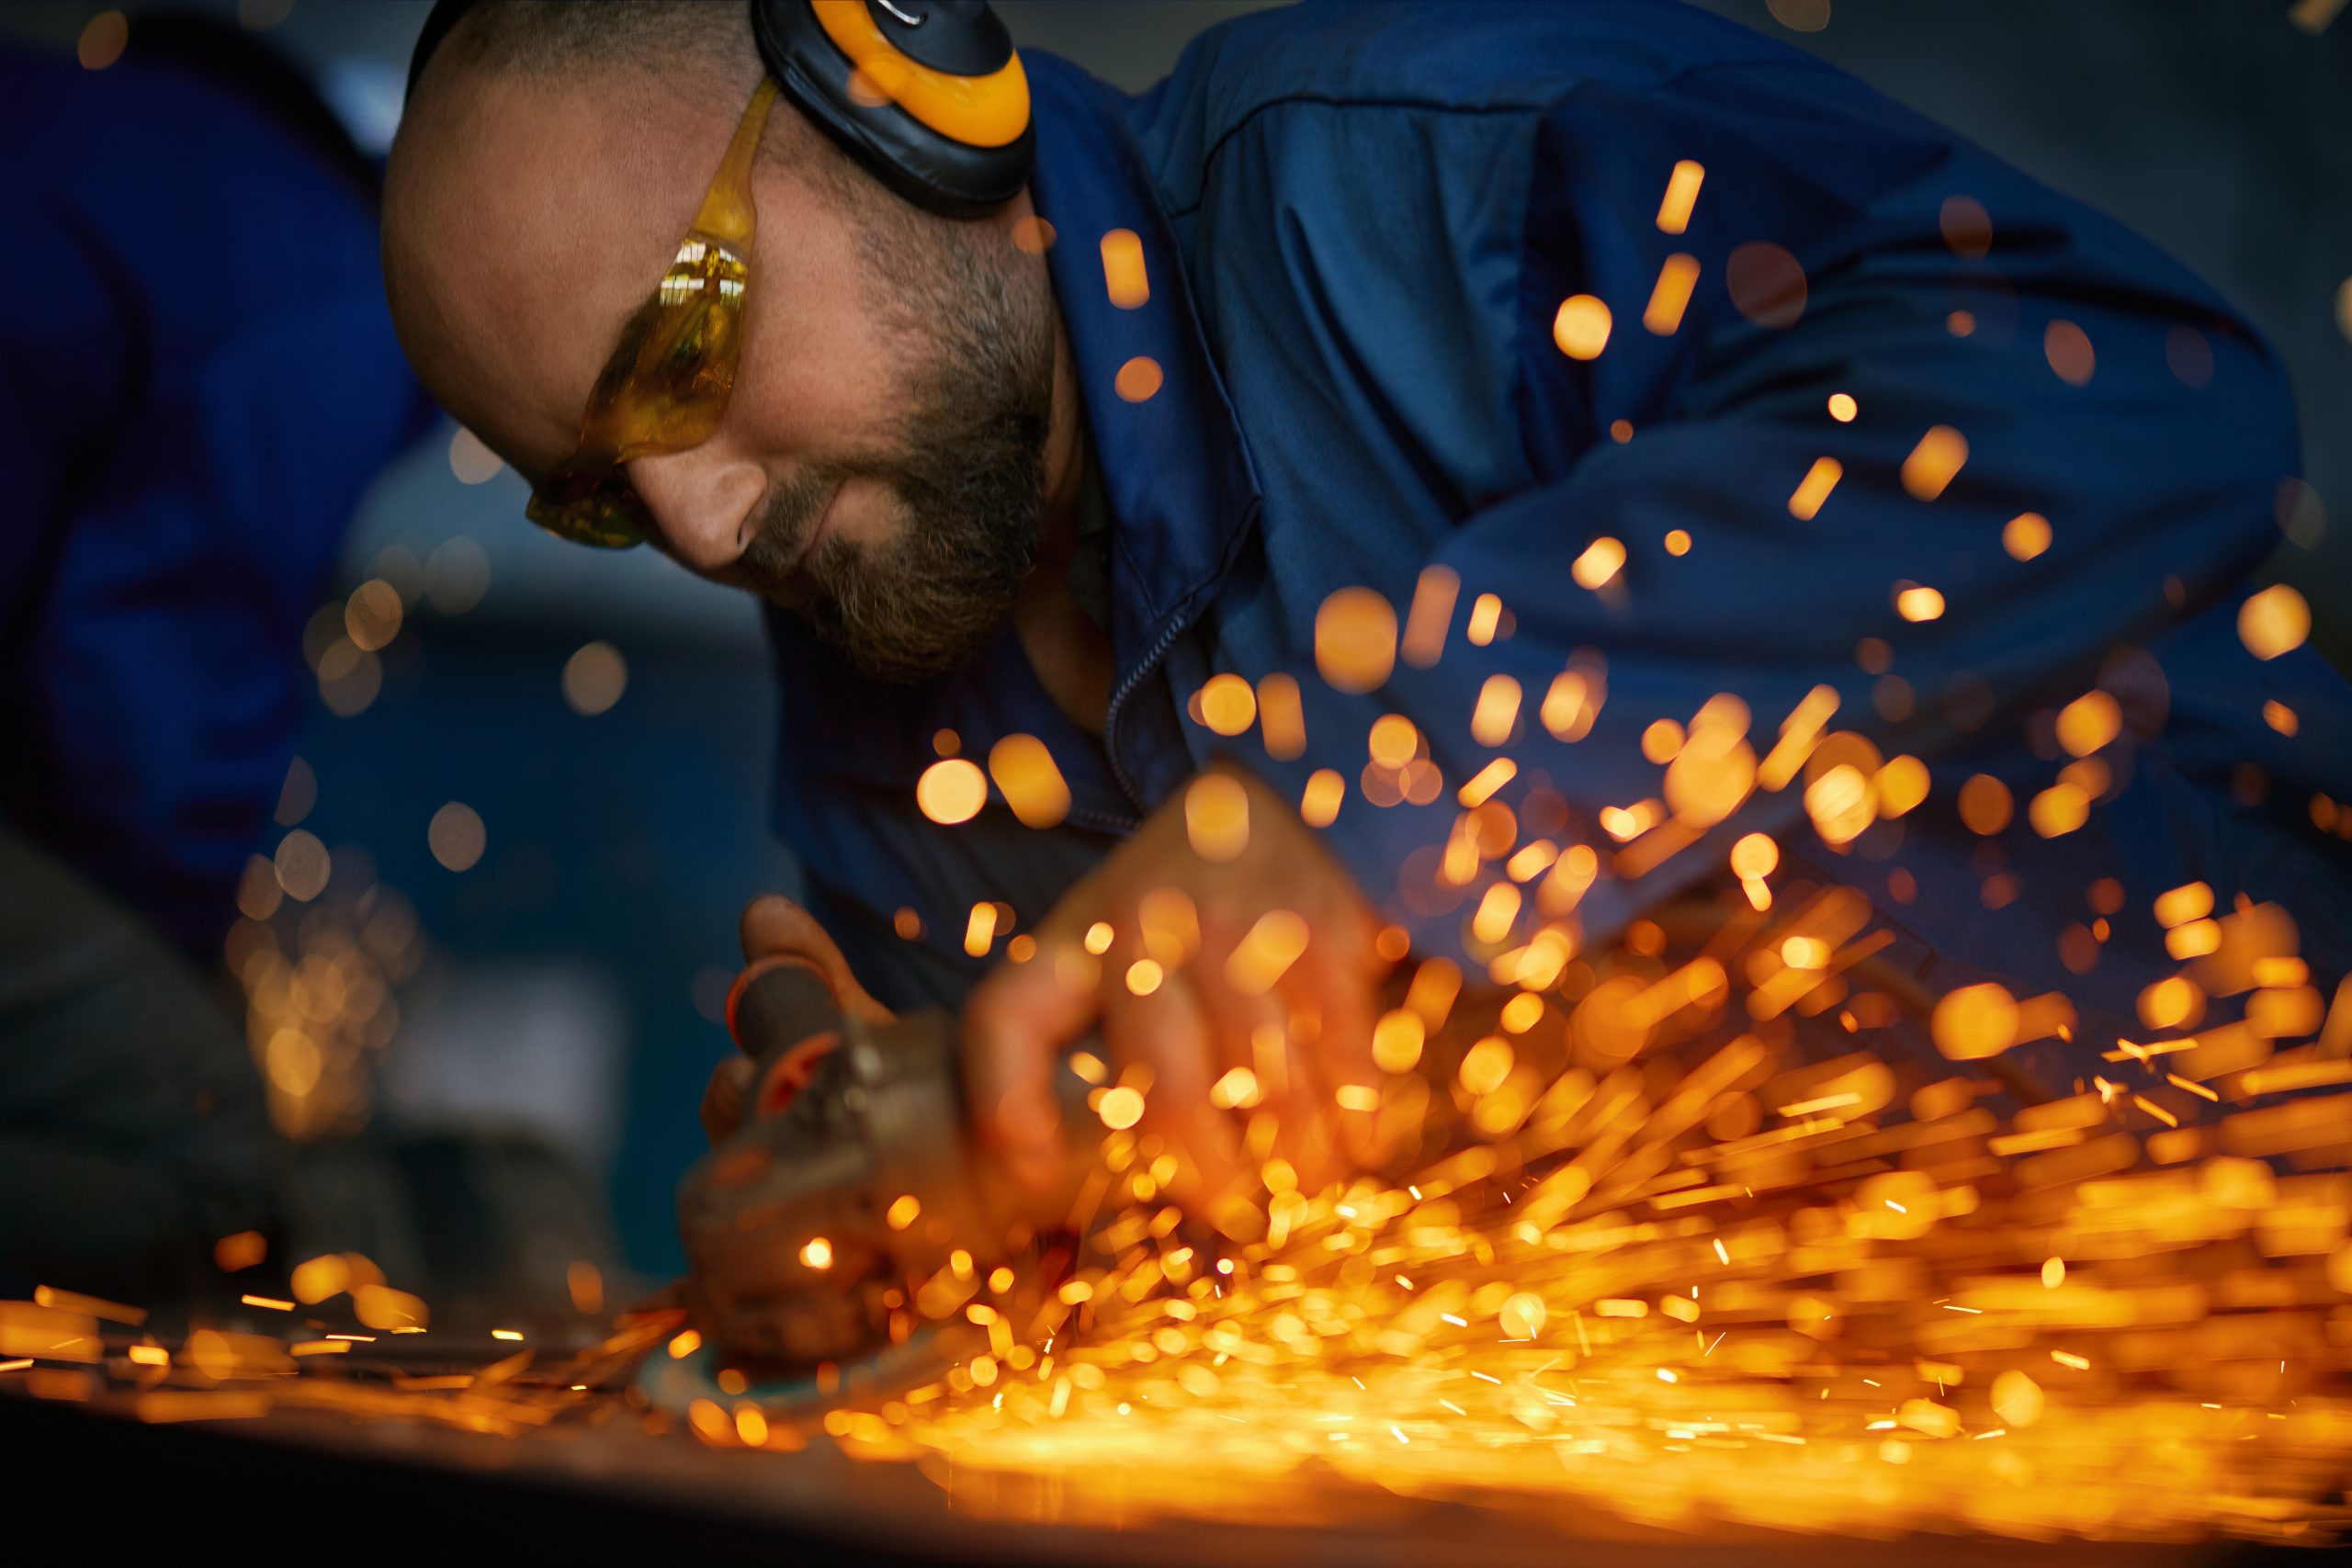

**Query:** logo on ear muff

left=809, top=0, right=1028, bottom=149
left=752, top=0, right=1037, bottom=220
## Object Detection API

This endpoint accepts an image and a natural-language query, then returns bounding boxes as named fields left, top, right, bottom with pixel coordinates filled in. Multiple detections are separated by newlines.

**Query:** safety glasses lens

left=525, top=468, right=652, bottom=549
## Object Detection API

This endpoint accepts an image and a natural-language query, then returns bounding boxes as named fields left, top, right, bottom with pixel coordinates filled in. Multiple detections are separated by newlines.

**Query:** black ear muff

left=751, top=0, right=1035, bottom=219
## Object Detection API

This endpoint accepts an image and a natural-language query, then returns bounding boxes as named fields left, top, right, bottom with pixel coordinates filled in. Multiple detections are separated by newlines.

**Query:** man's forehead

left=387, top=70, right=726, bottom=471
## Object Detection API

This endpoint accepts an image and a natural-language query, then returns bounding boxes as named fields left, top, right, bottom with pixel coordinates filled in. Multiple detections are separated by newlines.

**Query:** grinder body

left=677, top=959, right=1096, bottom=1366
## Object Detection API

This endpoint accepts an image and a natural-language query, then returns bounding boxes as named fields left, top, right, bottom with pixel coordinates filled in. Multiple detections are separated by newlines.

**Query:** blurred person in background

left=387, top=0, right=2351, bottom=1242
left=0, top=13, right=431, bottom=1297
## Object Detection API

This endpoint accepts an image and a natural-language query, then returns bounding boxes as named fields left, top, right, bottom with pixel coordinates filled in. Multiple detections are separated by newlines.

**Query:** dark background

left=3, top=0, right=2344, bottom=1277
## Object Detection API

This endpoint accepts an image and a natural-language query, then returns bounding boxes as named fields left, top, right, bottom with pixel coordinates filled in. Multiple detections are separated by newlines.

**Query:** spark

left=1900, top=426, right=1969, bottom=500
left=1553, top=296, right=1612, bottom=360
left=1655, top=160, right=1705, bottom=233
left=964, top=902, right=998, bottom=958
left=1099, top=228, right=1148, bottom=308
left=1096, top=1087, right=1146, bottom=1132
left=1643, top=254, right=1701, bottom=334
left=1465, top=593, right=1505, bottom=646
left=1787, top=457, right=1843, bottom=521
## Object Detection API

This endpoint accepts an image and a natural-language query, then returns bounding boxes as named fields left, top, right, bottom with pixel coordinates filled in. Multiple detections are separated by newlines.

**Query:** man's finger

left=738, top=894, right=894, bottom=1027
left=1192, top=908, right=1349, bottom=1194
left=1218, top=986, right=1344, bottom=1194
left=1101, top=972, right=1240, bottom=1206
left=700, top=1055, right=754, bottom=1144
left=964, top=941, right=1100, bottom=1194
left=1266, top=1035, right=1345, bottom=1196
left=1290, top=940, right=1386, bottom=1169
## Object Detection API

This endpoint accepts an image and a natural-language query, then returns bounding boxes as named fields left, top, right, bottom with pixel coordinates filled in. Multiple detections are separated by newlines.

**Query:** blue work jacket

left=0, top=45, right=428, bottom=958
left=767, top=0, right=2352, bottom=1075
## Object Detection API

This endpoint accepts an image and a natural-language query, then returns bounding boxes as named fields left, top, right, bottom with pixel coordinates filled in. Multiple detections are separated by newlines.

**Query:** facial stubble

left=740, top=206, right=1055, bottom=684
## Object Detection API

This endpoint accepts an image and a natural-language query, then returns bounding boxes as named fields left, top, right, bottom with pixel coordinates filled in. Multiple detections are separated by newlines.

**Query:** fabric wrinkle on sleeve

left=1239, top=61, right=2299, bottom=979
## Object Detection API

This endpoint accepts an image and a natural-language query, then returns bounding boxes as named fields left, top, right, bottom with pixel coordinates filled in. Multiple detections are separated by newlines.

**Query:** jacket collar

left=1023, top=52, right=1261, bottom=701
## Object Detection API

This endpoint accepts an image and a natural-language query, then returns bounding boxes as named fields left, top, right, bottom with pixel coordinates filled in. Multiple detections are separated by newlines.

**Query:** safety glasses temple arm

left=692, top=78, right=781, bottom=247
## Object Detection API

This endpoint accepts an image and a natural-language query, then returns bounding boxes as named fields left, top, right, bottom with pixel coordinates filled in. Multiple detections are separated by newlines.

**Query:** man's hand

left=701, top=895, right=896, bottom=1144
left=965, top=761, right=1394, bottom=1209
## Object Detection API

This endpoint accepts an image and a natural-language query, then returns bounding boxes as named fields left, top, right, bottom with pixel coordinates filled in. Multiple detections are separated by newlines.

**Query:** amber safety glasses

left=524, top=80, right=780, bottom=548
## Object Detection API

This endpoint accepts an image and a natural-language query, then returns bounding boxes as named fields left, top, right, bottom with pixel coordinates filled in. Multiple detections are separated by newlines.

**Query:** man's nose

left=628, top=443, right=766, bottom=573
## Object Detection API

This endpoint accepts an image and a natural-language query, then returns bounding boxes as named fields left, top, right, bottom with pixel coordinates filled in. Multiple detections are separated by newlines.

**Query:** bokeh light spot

left=424, top=537, right=491, bottom=615
left=447, top=427, right=503, bottom=485
left=1197, top=674, right=1258, bottom=737
left=987, top=734, right=1070, bottom=829
left=427, top=802, right=486, bottom=873
left=1552, top=295, right=1611, bottom=359
left=917, top=759, right=989, bottom=825
left=1114, top=356, right=1162, bottom=402
left=78, top=10, right=129, bottom=70
left=1315, top=587, right=1397, bottom=693
left=274, top=829, right=331, bottom=901
left=1725, top=241, right=1806, bottom=329
left=561, top=641, right=629, bottom=715
left=2004, top=512, right=2052, bottom=560
left=344, top=580, right=403, bottom=652
left=2238, top=584, right=2310, bottom=661
left=1939, top=196, right=1992, bottom=258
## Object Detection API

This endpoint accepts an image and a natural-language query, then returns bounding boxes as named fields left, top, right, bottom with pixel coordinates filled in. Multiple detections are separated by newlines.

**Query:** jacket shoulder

left=1132, top=1, right=1809, bottom=164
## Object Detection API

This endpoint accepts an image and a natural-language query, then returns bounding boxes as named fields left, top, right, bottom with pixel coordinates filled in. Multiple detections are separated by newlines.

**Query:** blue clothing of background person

left=0, top=20, right=430, bottom=962
left=0, top=17, right=429, bottom=1298
left=767, top=1, right=2352, bottom=1084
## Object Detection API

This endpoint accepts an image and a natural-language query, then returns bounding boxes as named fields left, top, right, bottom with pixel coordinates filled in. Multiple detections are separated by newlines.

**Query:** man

left=385, top=0, right=2351, bottom=1215
left=0, top=14, right=430, bottom=1293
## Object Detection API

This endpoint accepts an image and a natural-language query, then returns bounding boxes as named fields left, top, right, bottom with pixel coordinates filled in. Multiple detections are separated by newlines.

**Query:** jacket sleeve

left=1, top=193, right=427, bottom=959
left=0, top=196, right=135, bottom=628
left=1242, top=58, right=2300, bottom=973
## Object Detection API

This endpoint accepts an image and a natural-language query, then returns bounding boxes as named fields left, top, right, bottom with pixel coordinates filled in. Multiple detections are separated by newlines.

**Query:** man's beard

left=738, top=211, right=1054, bottom=684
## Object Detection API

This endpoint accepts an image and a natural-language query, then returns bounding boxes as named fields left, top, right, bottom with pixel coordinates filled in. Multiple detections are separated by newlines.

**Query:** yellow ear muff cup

left=752, top=0, right=1035, bottom=218
left=808, top=0, right=1029, bottom=149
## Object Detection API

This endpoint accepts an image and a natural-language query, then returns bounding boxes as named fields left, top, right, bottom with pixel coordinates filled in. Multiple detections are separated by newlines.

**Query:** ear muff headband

left=407, top=2, right=1035, bottom=220
left=751, top=0, right=1035, bottom=219
left=808, top=0, right=1028, bottom=149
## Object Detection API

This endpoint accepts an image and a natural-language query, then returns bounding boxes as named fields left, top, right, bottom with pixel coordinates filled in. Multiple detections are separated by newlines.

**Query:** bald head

left=386, top=2, right=815, bottom=468
left=381, top=1, right=1071, bottom=682
left=413, top=0, right=753, bottom=86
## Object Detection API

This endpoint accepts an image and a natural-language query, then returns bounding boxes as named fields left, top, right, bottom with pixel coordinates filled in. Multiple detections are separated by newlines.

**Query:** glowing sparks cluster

left=226, top=876, right=423, bottom=1140
left=800, top=887, right=2352, bottom=1546
left=793, top=155, right=2352, bottom=1550
left=2, top=1264, right=659, bottom=1437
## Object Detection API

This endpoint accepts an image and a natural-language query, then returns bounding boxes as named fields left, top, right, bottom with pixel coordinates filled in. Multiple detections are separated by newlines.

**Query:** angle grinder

left=643, top=955, right=1098, bottom=1413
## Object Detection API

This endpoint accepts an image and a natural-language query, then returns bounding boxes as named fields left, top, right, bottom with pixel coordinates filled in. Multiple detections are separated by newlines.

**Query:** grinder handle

left=726, top=955, right=843, bottom=1063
